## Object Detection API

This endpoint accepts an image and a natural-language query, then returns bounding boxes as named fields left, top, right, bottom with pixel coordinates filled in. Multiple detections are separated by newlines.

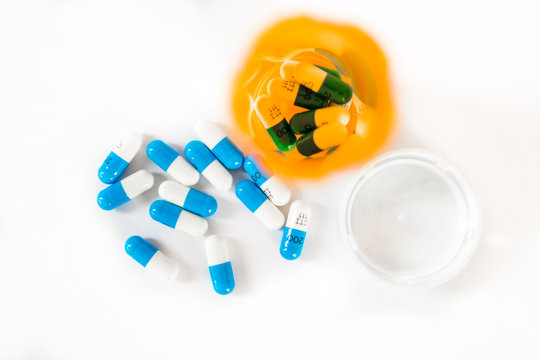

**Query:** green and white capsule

left=296, top=122, right=348, bottom=157
left=290, top=106, right=349, bottom=135
left=267, top=78, right=329, bottom=110
left=281, top=61, right=353, bottom=105
left=315, top=65, right=341, bottom=79
left=254, top=95, right=296, bottom=152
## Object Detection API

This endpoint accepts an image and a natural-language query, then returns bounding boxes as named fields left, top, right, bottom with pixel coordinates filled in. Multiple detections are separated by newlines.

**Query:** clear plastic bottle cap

left=340, top=149, right=481, bottom=288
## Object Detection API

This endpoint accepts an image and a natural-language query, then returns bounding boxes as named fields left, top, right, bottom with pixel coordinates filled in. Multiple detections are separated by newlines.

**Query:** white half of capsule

left=254, top=199, right=285, bottom=230
left=286, top=200, right=311, bottom=231
left=205, top=235, right=230, bottom=266
left=146, top=251, right=179, bottom=281
left=158, top=180, right=189, bottom=207
left=202, top=160, right=233, bottom=191
left=260, top=176, right=291, bottom=207
left=114, top=132, right=142, bottom=161
left=195, top=120, right=225, bottom=149
left=167, top=156, right=200, bottom=186
left=121, top=170, right=154, bottom=199
left=175, top=211, right=208, bottom=237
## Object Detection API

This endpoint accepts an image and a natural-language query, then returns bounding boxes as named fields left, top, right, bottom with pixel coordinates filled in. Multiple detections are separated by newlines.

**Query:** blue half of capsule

left=184, top=140, right=215, bottom=172
left=280, top=228, right=307, bottom=260
left=149, top=200, right=182, bottom=228
left=125, top=236, right=158, bottom=267
left=235, top=179, right=267, bottom=213
left=98, top=151, right=128, bottom=184
left=185, top=189, right=218, bottom=217
left=243, top=155, right=270, bottom=187
left=209, top=262, right=235, bottom=295
left=146, top=140, right=180, bottom=171
left=212, top=138, right=243, bottom=170
left=97, top=181, right=129, bottom=210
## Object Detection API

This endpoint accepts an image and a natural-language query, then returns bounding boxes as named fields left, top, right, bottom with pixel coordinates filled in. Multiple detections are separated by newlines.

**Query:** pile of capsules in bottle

left=254, top=60, right=353, bottom=157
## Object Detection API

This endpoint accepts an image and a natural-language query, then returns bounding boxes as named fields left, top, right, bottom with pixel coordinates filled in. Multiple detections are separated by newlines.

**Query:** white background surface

left=1, top=1, right=539, bottom=359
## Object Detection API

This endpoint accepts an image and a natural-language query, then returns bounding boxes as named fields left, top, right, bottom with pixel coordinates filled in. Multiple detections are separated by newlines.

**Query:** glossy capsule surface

left=97, top=170, right=154, bottom=210
left=98, top=132, right=142, bottom=184
left=280, top=200, right=311, bottom=260
left=194, top=120, right=244, bottom=170
left=159, top=180, right=217, bottom=217
left=149, top=200, right=208, bottom=237
left=146, top=140, right=199, bottom=186
left=184, top=140, right=233, bottom=191
left=205, top=235, right=235, bottom=295
left=290, top=106, right=349, bottom=135
left=243, top=154, right=290, bottom=206
left=280, top=61, right=353, bottom=104
left=296, top=122, right=348, bottom=157
left=267, top=78, right=328, bottom=110
left=254, top=95, right=296, bottom=152
left=235, top=180, right=284, bottom=230
left=125, top=236, right=178, bottom=280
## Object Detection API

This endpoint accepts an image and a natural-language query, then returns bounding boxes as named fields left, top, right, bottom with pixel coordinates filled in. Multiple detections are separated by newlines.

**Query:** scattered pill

left=280, top=61, right=352, bottom=104
left=254, top=95, right=296, bottom=152
left=98, top=132, right=142, bottom=184
left=146, top=140, right=199, bottom=186
left=195, top=120, right=244, bottom=170
left=149, top=200, right=208, bottom=237
left=267, top=78, right=328, bottom=110
left=290, top=106, right=349, bottom=135
left=158, top=180, right=217, bottom=217
left=205, top=234, right=235, bottom=295
left=280, top=200, right=311, bottom=260
left=97, top=169, right=154, bottom=210
left=243, top=154, right=290, bottom=206
left=125, top=236, right=178, bottom=280
left=184, top=140, right=233, bottom=191
left=235, top=180, right=284, bottom=230
left=296, top=122, right=348, bottom=157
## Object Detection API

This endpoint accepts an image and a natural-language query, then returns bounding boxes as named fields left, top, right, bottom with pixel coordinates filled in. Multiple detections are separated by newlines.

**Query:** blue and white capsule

left=97, top=170, right=154, bottom=210
left=149, top=200, right=208, bottom=237
left=235, top=180, right=284, bottom=230
left=146, top=140, right=199, bottom=186
left=98, top=132, right=142, bottom=184
left=158, top=180, right=217, bottom=217
left=243, top=154, right=291, bottom=206
left=205, top=234, right=235, bottom=295
left=280, top=200, right=311, bottom=260
left=125, top=236, right=178, bottom=280
left=195, top=120, right=244, bottom=170
left=184, top=140, right=233, bottom=191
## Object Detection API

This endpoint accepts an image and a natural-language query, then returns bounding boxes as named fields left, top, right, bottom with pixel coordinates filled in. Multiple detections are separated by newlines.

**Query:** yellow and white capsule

left=280, top=61, right=353, bottom=105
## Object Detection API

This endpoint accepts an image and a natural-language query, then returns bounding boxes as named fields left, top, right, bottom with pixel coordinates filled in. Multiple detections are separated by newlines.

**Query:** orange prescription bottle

left=232, top=16, right=394, bottom=179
